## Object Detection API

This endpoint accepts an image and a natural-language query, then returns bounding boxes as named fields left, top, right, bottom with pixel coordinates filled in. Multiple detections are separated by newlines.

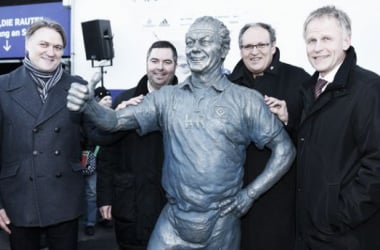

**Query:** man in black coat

left=296, top=6, right=380, bottom=250
left=96, top=40, right=178, bottom=250
left=227, top=22, right=310, bottom=250
left=0, top=20, right=90, bottom=250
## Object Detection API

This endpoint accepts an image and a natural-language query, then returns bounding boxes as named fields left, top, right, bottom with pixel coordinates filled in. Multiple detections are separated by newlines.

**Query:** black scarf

left=23, top=57, right=63, bottom=103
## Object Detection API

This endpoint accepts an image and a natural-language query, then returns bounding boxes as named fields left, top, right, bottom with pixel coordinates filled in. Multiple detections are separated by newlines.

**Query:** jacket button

left=32, top=128, right=39, bottom=133
left=300, top=137, right=305, bottom=142
left=54, top=127, right=60, bottom=133
left=55, top=172, right=62, bottom=178
left=29, top=176, right=34, bottom=181
left=32, top=150, right=38, bottom=156
left=54, top=150, right=60, bottom=155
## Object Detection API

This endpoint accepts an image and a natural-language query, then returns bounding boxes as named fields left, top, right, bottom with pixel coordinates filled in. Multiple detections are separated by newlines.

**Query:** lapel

left=7, top=66, right=70, bottom=127
left=299, top=75, right=348, bottom=127
left=35, top=73, right=70, bottom=127
left=7, top=66, right=43, bottom=119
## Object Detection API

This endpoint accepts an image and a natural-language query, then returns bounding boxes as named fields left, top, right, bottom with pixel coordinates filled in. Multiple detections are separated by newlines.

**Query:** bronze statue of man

left=67, top=16, right=295, bottom=250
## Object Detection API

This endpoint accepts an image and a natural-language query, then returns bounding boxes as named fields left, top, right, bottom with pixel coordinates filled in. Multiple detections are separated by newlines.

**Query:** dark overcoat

left=0, top=66, right=86, bottom=227
left=295, top=47, right=380, bottom=250
left=228, top=48, right=310, bottom=250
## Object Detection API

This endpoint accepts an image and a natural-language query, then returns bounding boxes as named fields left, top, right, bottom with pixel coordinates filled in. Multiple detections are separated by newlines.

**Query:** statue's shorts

left=169, top=205, right=220, bottom=244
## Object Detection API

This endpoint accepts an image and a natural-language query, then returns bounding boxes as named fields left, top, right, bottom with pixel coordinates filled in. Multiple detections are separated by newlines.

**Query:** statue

left=67, top=16, right=296, bottom=250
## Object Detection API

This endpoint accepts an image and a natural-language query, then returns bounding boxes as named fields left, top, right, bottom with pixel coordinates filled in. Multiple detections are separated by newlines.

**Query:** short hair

left=146, top=40, right=178, bottom=64
left=188, top=16, right=231, bottom=60
left=303, top=5, right=351, bottom=39
left=238, top=22, right=276, bottom=48
left=25, top=19, right=67, bottom=48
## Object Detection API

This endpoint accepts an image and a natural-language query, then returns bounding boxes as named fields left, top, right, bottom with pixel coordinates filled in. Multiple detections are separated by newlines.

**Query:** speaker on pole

left=81, top=19, right=114, bottom=61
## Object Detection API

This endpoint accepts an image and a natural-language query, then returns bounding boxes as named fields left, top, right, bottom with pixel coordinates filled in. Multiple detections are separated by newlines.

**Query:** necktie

left=314, top=78, right=328, bottom=99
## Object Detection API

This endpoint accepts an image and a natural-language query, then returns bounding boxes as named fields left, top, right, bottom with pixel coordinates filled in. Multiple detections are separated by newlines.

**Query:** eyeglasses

left=241, top=43, right=270, bottom=51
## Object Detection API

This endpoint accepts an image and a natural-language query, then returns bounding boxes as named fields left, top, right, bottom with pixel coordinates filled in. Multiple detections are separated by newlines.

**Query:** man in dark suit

left=0, top=19, right=90, bottom=250
left=296, top=6, right=380, bottom=250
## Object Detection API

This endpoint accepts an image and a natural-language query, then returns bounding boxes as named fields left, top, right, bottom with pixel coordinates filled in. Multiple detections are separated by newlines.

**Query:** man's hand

left=264, top=95, right=289, bottom=125
left=0, top=208, right=11, bottom=234
left=218, top=189, right=254, bottom=218
left=99, top=205, right=112, bottom=220
left=115, top=94, right=144, bottom=110
left=67, top=75, right=98, bottom=112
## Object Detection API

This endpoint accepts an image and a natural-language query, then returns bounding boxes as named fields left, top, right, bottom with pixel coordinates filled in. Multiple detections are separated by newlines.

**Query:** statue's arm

left=84, top=98, right=139, bottom=132
left=245, top=129, right=296, bottom=200
left=66, top=81, right=139, bottom=132
left=219, top=129, right=296, bottom=217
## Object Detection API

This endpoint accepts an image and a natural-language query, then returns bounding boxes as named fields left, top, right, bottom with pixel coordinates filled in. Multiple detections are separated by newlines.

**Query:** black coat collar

left=133, top=74, right=178, bottom=96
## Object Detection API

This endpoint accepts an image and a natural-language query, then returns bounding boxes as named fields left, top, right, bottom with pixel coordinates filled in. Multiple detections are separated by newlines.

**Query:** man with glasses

left=228, top=22, right=310, bottom=250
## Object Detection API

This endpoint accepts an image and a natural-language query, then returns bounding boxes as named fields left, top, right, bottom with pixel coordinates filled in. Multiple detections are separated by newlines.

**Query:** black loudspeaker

left=81, top=19, right=114, bottom=61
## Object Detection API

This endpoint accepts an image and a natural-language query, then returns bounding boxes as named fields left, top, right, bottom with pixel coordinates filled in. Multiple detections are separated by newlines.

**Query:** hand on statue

left=67, top=75, right=98, bottom=112
left=219, top=189, right=254, bottom=218
left=264, top=95, right=289, bottom=125
left=115, top=94, right=144, bottom=110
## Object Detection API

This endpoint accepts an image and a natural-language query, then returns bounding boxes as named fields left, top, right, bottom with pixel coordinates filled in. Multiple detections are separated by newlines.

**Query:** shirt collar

left=318, top=61, right=343, bottom=83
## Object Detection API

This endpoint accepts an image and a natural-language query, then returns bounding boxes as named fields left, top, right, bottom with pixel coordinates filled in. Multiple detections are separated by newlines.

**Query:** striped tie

left=314, top=78, right=328, bottom=99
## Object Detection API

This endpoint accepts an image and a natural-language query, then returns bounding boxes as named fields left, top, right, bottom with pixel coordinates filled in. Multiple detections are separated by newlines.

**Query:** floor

left=0, top=222, right=118, bottom=250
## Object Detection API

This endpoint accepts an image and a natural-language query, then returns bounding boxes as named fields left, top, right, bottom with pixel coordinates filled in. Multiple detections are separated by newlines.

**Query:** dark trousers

left=114, top=220, right=147, bottom=250
left=9, top=218, right=79, bottom=250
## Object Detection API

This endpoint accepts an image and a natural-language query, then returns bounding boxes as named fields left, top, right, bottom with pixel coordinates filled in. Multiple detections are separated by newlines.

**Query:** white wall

left=69, top=0, right=379, bottom=90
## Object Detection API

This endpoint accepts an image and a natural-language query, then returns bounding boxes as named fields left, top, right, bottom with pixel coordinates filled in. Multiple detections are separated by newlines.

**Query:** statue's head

left=185, top=16, right=230, bottom=74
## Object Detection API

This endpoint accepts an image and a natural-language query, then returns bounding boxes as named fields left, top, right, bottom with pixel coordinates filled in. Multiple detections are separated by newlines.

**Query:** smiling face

left=185, top=22, right=226, bottom=75
left=146, top=47, right=176, bottom=90
left=240, top=26, right=276, bottom=75
left=25, top=27, right=64, bottom=72
left=304, top=16, right=351, bottom=77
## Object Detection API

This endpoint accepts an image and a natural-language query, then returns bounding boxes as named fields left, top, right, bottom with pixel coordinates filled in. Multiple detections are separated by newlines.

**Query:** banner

left=0, top=2, right=70, bottom=59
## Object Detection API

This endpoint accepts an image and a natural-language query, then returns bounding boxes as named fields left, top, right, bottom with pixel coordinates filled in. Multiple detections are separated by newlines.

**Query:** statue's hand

left=90, top=71, right=102, bottom=85
left=67, top=76, right=97, bottom=112
left=219, top=189, right=254, bottom=218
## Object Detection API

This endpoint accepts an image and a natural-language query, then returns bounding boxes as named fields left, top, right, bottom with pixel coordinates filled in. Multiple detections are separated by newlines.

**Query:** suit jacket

left=296, top=47, right=380, bottom=250
left=228, top=48, right=310, bottom=250
left=0, top=65, right=86, bottom=227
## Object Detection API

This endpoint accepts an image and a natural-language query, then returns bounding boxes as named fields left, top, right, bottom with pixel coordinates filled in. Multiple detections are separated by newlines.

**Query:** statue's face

left=185, top=23, right=223, bottom=74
